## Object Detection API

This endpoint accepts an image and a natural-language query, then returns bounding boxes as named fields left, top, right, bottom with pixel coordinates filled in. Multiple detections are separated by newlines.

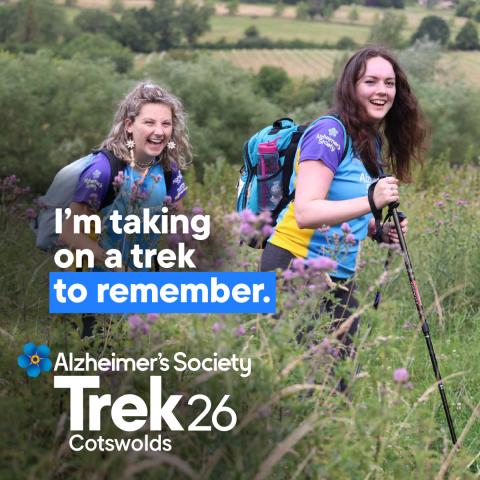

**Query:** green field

left=211, top=48, right=343, bottom=78
left=140, top=49, right=480, bottom=86
left=201, top=15, right=373, bottom=44
left=60, top=1, right=466, bottom=46
left=199, top=4, right=465, bottom=45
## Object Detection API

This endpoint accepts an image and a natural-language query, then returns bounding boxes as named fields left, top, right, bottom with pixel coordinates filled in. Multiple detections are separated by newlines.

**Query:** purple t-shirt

left=73, top=152, right=187, bottom=209
left=299, top=117, right=346, bottom=174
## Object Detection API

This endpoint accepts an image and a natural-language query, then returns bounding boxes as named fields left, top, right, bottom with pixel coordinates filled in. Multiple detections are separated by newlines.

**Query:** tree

left=111, top=0, right=124, bottom=13
left=397, top=39, right=442, bottom=82
left=244, top=25, right=260, bottom=38
left=73, top=9, right=118, bottom=38
left=115, top=0, right=213, bottom=51
left=255, top=66, right=291, bottom=99
left=296, top=1, right=309, bottom=20
left=4, top=0, right=68, bottom=46
left=365, top=0, right=404, bottom=8
left=57, top=33, right=134, bottom=73
left=455, top=20, right=479, bottom=50
left=411, top=15, right=450, bottom=46
left=305, top=0, right=340, bottom=19
left=226, top=0, right=239, bottom=16
left=273, top=0, right=285, bottom=17
left=368, top=12, right=406, bottom=49
left=0, top=51, right=128, bottom=192
left=455, top=0, right=476, bottom=18
left=0, top=4, right=18, bottom=43
left=176, top=0, right=213, bottom=46
left=336, top=36, right=358, bottom=49
left=348, top=7, right=359, bottom=22
left=116, top=9, right=156, bottom=52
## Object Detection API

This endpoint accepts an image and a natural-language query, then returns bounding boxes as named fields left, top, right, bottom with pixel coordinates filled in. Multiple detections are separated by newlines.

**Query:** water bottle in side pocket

left=257, top=140, right=282, bottom=212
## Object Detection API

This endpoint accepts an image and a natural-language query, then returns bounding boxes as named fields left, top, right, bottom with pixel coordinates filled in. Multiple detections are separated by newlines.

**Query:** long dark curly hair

left=332, top=46, right=427, bottom=182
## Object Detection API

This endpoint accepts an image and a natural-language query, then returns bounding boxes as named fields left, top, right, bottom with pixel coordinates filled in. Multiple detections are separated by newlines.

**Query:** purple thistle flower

left=307, top=257, right=337, bottom=271
left=291, top=258, right=306, bottom=272
left=239, top=223, right=255, bottom=237
left=128, top=315, right=143, bottom=329
left=257, top=405, right=272, bottom=417
left=393, top=367, right=409, bottom=383
left=282, top=269, right=296, bottom=280
left=456, top=200, right=469, bottom=206
left=318, top=224, right=330, bottom=233
left=435, top=201, right=444, bottom=207
left=191, top=206, right=204, bottom=215
left=25, top=208, right=36, bottom=219
left=239, top=209, right=257, bottom=223
left=146, top=313, right=160, bottom=324
left=345, top=233, right=356, bottom=245
left=113, top=171, right=125, bottom=188
left=258, top=210, right=273, bottom=224
left=139, top=323, right=150, bottom=334
left=321, top=337, right=331, bottom=350
left=261, top=224, right=274, bottom=237
left=341, top=222, right=351, bottom=234
left=212, top=322, right=222, bottom=333
left=234, top=325, right=246, bottom=337
left=163, top=195, right=172, bottom=205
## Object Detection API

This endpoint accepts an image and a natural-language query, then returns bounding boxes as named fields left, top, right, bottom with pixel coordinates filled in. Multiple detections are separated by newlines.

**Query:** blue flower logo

left=17, top=343, right=52, bottom=378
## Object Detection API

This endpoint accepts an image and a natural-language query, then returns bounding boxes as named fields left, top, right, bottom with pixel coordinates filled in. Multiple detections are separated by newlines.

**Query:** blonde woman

left=59, top=82, right=192, bottom=336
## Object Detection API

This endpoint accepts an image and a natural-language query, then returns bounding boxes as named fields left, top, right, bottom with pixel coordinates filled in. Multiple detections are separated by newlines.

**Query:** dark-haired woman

left=260, top=47, right=427, bottom=386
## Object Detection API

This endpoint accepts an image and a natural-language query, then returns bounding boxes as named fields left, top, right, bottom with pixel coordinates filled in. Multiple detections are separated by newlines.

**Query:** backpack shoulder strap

left=94, top=149, right=123, bottom=210
left=164, top=169, right=173, bottom=193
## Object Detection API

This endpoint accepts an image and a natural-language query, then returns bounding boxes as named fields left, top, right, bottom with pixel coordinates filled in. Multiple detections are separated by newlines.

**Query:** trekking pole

left=388, top=203, right=457, bottom=445
left=373, top=211, right=406, bottom=310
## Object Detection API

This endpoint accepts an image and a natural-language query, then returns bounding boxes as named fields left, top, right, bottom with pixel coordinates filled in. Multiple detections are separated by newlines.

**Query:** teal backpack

left=236, top=115, right=350, bottom=247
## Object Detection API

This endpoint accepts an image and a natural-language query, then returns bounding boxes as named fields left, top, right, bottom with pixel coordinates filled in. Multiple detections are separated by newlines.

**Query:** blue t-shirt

left=73, top=152, right=187, bottom=271
left=269, top=116, right=378, bottom=279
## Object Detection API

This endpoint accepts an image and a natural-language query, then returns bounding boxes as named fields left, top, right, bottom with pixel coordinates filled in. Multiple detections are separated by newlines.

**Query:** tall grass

left=0, top=161, right=479, bottom=479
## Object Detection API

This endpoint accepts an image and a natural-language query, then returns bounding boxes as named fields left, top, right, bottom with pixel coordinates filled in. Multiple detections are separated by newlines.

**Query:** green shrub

left=57, top=32, right=134, bottom=73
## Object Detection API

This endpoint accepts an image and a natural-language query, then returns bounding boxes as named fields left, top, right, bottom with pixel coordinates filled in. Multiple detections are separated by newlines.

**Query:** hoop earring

left=126, top=134, right=136, bottom=165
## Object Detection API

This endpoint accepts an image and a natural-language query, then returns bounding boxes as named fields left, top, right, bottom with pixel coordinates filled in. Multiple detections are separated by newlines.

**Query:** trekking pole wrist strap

left=368, top=180, right=384, bottom=243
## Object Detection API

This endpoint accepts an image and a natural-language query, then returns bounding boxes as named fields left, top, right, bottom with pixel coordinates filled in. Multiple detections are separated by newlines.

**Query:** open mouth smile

left=147, top=138, right=164, bottom=145
left=370, top=99, right=387, bottom=106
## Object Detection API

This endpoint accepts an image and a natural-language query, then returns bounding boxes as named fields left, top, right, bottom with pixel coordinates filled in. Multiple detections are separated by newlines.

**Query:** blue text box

left=49, top=272, right=276, bottom=314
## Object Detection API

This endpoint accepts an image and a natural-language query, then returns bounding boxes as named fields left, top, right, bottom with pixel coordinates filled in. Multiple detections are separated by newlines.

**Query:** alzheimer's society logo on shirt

left=315, top=133, right=340, bottom=153
left=328, top=127, right=338, bottom=137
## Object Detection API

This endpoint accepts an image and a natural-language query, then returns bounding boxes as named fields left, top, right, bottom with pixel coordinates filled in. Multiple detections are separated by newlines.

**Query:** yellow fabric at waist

left=269, top=202, right=315, bottom=259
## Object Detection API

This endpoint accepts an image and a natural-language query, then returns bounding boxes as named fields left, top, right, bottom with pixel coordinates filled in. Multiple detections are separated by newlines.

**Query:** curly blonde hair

left=99, top=81, right=192, bottom=171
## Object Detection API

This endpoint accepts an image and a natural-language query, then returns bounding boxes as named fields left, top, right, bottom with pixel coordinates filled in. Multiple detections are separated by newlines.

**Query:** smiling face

left=355, top=56, right=396, bottom=124
left=125, top=102, right=173, bottom=164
